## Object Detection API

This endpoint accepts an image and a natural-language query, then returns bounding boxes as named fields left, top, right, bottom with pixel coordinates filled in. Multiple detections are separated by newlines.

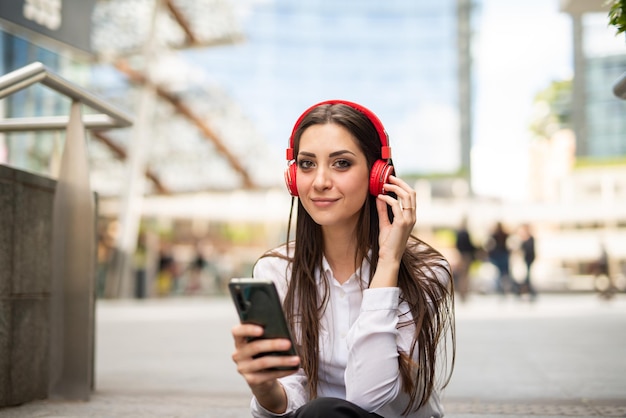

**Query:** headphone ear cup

left=369, top=160, right=394, bottom=196
left=284, top=163, right=299, bottom=196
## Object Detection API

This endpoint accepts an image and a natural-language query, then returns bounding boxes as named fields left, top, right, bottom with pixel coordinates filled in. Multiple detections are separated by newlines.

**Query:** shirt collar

left=320, top=251, right=372, bottom=287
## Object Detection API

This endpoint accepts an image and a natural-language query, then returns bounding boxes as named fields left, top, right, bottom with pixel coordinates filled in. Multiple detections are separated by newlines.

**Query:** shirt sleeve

left=250, top=369, right=309, bottom=417
left=344, top=287, right=404, bottom=412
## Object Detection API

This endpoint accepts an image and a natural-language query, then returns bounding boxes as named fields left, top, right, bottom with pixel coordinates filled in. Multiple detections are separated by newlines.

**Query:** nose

left=312, top=166, right=332, bottom=191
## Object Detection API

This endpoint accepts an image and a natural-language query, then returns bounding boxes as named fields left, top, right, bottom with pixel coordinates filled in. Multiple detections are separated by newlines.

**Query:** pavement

left=1, top=292, right=625, bottom=418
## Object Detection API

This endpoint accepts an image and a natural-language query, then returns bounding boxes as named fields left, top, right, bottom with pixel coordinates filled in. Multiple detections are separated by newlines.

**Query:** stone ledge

left=0, top=165, right=55, bottom=407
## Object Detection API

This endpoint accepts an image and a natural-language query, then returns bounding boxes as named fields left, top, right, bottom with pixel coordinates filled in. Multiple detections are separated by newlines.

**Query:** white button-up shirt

left=250, top=245, right=446, bottom=418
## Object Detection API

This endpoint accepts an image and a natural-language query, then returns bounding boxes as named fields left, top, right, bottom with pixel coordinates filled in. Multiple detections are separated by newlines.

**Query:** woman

left=231, top=100, right=455, bottom=417
left=486, top=222, right=516, bottom=296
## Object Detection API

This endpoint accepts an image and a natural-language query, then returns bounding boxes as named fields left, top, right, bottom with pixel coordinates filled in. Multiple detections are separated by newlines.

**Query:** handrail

left=614, top=71, right=626, bottom=100
left=0, top=115, right=127, bottom=131
left=0, top=61, right=133, bottom=131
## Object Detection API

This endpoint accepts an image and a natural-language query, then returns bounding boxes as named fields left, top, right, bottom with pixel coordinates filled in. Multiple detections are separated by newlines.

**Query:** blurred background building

left=1, top=0, right=625, bottom=298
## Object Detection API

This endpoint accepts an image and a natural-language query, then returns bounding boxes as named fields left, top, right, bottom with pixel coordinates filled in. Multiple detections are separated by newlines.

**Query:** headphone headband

left=286, top=99, right=391, bottom=161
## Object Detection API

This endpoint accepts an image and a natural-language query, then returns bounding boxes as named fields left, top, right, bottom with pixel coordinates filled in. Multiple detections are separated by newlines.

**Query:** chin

left=311, top=213, right=359, bottom=229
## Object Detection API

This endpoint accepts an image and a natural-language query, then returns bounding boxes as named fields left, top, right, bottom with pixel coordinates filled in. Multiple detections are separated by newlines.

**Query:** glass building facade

left=584, top=13, right=626, bottom=158
left=184, top=0, right=462, bottom=176
left=0, top=33, right=66, bottom=175
left=562, top=6, right=626, bottom=159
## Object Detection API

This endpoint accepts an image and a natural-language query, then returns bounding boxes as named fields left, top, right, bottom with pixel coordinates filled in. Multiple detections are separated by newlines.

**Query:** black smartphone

left=228, top=278, right=299, bottom=371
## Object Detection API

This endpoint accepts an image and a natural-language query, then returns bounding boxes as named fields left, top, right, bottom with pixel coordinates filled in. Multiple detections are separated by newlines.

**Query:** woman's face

left=296, top=123, right=370, bottom=229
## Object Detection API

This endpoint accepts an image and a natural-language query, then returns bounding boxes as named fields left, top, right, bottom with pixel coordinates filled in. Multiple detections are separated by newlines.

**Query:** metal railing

left=0, top=61, right=132, bottom=130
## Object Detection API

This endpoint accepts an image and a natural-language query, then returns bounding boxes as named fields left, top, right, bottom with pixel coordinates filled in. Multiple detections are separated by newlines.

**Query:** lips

left=311, top=198, right=339, bottom=208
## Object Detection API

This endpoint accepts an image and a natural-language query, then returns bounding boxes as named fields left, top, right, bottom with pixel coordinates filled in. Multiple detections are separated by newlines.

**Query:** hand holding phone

left=229, top=278, right=299, bottom=371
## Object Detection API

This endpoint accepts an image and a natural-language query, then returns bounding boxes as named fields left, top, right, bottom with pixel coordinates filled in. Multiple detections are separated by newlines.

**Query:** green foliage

left=574, top=156, right=626, bottom=168
left=607, top=0, right=626, bottom=36
left=530, top=79, right=573, bottom=139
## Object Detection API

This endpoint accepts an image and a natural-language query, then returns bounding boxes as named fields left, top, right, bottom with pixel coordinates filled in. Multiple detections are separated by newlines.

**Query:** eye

left=333, top=159, right=352, bottom=170
left=297, top=159, right=315, bottom=170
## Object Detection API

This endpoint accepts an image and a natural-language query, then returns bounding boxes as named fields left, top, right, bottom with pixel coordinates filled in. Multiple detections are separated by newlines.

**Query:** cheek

left=295, top=170, right=309, bottom=193
left=346, top=169, right=371, bottom=201
left=350, top=170, right=370, bottom=195
left=354, top=183, right=370, bottom=205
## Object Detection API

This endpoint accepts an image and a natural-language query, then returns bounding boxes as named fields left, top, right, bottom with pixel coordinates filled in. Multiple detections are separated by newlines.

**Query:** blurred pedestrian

left=518, top=223, right=537, bottom=301
left=485, top=222, right=517, bottom=296
left=157, top=243, right=177, bottom=296
left=185, top=246, right=207, bottom=294
left=133, top=232, right=148, bottom=299
left=454, top=217, right=476, bottom=302
left=591, top=243, right=617, bottom=300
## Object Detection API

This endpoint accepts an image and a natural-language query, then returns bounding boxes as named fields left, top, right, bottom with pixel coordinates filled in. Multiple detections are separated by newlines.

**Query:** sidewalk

left=1, top=293, right=625, bottom=418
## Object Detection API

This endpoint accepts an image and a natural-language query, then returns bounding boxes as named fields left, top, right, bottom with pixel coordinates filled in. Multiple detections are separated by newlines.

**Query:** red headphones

left=284, top=99, right=393, bottom=197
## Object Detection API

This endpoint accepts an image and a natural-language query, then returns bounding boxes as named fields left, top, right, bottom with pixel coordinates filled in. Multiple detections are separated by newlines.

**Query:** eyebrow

left=298, top=150, right=357, bottom=158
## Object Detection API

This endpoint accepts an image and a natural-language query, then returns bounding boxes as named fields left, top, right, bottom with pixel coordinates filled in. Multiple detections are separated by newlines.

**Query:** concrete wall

left=0, top=165, right=55, bottom=406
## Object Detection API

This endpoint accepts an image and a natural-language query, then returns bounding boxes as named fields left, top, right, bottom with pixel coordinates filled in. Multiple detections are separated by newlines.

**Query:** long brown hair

left=260, top=103, right=455, bottom=414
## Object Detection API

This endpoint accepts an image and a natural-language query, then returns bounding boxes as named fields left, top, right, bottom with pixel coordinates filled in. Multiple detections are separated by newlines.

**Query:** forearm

left=252, top=380, right=288, bottom=414
left=368, top=258, right=400, bottom=288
